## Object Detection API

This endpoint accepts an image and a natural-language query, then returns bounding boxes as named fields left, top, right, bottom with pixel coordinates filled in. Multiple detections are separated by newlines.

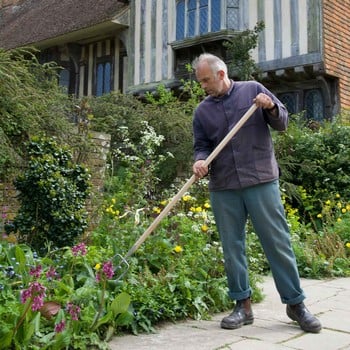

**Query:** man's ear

left=218, top=70, right=225, bottom=80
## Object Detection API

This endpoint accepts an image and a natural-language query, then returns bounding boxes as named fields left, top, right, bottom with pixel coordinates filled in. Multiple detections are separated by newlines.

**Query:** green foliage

left=274, top=116, right=350, bottom=220
left=12, top=137, right=91, bottom=254
left=224, top=21, right=265, bottom=80
left=112, top=121, right=172, bottom=203
left=86, top=90, right=195, bottom=188
left=92, top=185, right=264, bottom=333
left=0, top=241, right=132, bottom=349
left=0, top=47, right=73, bottom=179
left=145, top=84, right=178, bottom=106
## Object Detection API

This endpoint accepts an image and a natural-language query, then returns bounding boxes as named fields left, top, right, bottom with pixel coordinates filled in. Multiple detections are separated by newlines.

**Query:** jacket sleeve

left=260, top=84, right=289, bottom=131
left=193, top=112, right=213, bottom=162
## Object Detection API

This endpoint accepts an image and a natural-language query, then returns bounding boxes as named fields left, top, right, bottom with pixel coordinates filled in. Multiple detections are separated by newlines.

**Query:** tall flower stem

left=90, top=278, right=106, bottom=330
left=13, top=299, right=32, bottom=336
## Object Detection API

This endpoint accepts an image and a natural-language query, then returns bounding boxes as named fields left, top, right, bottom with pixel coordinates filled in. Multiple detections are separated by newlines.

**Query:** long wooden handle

left=125, top=103, right=258, bottom=258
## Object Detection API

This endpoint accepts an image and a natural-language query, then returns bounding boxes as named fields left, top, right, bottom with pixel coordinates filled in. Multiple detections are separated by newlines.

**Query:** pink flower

left=71, top=242, right=87, bottom=256
left=20, top=282, right=46, bottom=311
left=66, top=302, right=81, bottom=321
left=102, top=261, right=114, bottom=279
left=96, top=261, right=115, bottom=282
left=29, top=265, right=42, bottom=279
left=54, top=320, right=66, bottom=333
left=46, top=266, right=59, bottom=280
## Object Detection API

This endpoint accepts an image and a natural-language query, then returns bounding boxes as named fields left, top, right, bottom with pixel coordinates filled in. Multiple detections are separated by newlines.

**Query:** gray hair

left=192, top=53, right=228, bottom=75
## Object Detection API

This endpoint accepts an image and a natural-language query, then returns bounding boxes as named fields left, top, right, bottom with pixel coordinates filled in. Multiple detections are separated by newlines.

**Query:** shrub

left=274, top=116, right=350, bottom=220
left=86, top=90, right=195, bottom=188
left=0, top=47, right=73, bottom=180
left=12, top=137, right=91, bottom=254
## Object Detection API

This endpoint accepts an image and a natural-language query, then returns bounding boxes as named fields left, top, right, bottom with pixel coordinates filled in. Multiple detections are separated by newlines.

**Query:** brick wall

left=323, top=1, right=350, bottom=110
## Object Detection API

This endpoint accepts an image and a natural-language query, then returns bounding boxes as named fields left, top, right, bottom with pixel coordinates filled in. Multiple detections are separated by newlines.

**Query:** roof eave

left=31, top=20, right=128, bottom=50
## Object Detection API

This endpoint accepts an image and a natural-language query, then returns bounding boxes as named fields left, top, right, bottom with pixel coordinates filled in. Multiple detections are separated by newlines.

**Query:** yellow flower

left=189, top=206, right=196, bottom=212
left=337, top=218, right=342, bottom=222
left=337, top=202, right=342, bottom=209
left=160, top=200, right=167, bottom=206
left=341, top=208, right=347, bottom=214
left=346, top=242, right=350, bottom=249
left=94, top=263, right=101, bottom=270
left=204, top=202, right=211, bottom=209
left=317, top=213, right=322, bottom=218
left=111, top=198, right=116, bottom=204
left=346, top=204, right=350, bottom=211
left=182, top=195, right=192, bottom=202
left=335, top=193, right=340, bottom=198
left=325, top=200, right=331, bottom=205
left=201, top=224, right=209, bottom=232
left=174, top=245, right=183, bottom=253
left=195, top=206, right=203, bottom=212
left=153, top=207, right=161, bottom=214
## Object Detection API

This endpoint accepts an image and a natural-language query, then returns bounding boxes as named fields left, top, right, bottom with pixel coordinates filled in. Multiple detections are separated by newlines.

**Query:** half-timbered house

left=0, top=0, right=349, bottom=119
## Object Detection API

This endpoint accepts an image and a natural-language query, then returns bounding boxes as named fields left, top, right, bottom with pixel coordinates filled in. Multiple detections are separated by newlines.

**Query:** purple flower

left=29, top=265, right=42, bottom=279
left=32, top=295, right=44, bottom=311
left=46, top=266, right=59, bottom=280
left=103, top=261, right=114, bottom=279
left=96, top=261, right=115, bottom=282
left=71, top=242, right=87, bottom=256
left=20, top=282, right=46, bottom=311
left=66, top=302, right=81, bottom=321
left=54, top=320, right=66, bottom=333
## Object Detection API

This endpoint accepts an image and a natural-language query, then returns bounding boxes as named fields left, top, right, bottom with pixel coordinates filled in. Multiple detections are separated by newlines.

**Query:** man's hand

left=253, top=93, right=275, bottom=110
left=193, top=160, right=208, bottom=179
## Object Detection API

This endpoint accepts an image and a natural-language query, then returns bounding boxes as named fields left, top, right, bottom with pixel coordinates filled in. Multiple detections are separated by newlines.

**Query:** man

left=192, top=53, right=321, bottom=333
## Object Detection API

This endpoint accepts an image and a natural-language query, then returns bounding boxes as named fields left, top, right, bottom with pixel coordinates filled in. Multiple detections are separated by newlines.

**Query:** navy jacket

left=193, top=80, right=288, bottom=191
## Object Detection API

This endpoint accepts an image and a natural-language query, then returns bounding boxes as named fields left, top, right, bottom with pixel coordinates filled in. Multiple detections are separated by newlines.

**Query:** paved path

left=109, top=276, right=350, bottom=350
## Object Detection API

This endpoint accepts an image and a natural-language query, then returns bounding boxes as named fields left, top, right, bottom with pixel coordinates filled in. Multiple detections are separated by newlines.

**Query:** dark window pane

left=104, top=62, right=111, bottom=93
left=305, top=89, right=324, bottom=121
left=279, top=93, right=297, bottom=114
left=211, top=0, right=221, bottom=31
left=199, top=2, right=208, bottom=34
left=227, top=0, right=239, bottom=29
left=59, top=69, right=70, bottom=93
left=96, top=63, right=104, bottom=96
left=188, top=0, right=196, bottom=37
left=188, top=0, right=196, bottom=10
left=176, top=0, right=185, bottom=40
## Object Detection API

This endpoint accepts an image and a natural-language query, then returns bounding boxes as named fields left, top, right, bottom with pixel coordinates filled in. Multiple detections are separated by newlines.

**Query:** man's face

left=195, top=62, right=224, bottom=97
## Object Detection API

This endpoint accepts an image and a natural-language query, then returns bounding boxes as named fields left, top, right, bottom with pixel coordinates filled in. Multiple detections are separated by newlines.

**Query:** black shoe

left=221, top=298, right=254, bottom=329
left=286, top=302, right=322, bottom=333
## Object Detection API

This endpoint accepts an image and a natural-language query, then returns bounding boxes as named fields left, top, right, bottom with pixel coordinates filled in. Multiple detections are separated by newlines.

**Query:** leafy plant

left=224, top=21, right=265, bottom=80
left=12, top=137, right=91, bottom=254
left=0, top=241, right=133, bottom=349
left=274, top=115, right=350, bottom=220
left=0, top=47, right=73, bottom=179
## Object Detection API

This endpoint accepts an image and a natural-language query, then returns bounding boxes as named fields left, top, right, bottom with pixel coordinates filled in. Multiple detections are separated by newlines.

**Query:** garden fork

left=113, top=103, right=258, bottom=281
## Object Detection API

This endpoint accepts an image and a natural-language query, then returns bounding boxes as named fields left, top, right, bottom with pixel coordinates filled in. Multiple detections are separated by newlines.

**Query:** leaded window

left=176, top=0, right=238, bottom=40
left=96, top=60, right=112, bottom=97
left=304, top=89, right=324, bottom=121
left=278, top=92, right=297, bottom=115
left=59, top=69, right=70, bottom=93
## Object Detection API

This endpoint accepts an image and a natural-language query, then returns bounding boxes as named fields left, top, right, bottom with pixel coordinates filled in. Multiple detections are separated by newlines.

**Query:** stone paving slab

left=109, top=276, right=350, bottom=350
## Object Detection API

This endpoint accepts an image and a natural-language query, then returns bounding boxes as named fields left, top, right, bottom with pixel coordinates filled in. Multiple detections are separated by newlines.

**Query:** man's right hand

left=193, top=160, right=209, bottom=179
